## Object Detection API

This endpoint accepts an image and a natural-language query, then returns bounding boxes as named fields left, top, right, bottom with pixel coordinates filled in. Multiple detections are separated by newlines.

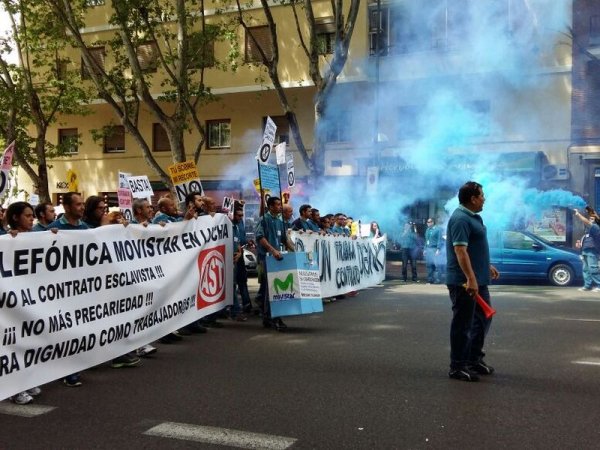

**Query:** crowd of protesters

left=0, top=193, right=379, bottom=404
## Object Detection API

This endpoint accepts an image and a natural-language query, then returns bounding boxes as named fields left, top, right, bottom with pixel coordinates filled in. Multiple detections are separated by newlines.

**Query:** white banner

left=289, top=232, right=387, bottom=297
left=0, top=214, right=232, bottom=400
left=275, top=142, right=287, bottom=165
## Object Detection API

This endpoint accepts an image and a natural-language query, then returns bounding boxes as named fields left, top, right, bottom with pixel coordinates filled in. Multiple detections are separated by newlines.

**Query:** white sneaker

left=11, top=392, right=34, bottom=405
left=578, top=287, right=591, bottom=292
left=26, top=387, right=41, bottom=396
left=593, top=288, right=600, bottom=292
left=136, top=344, right=157, bottom=357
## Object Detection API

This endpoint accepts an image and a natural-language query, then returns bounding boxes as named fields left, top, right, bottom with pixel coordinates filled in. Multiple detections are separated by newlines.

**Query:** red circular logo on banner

left=197, top=245, right=226, bottom=308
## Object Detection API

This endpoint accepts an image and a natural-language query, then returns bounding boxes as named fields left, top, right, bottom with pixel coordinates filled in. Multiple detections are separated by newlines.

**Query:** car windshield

left=526, top=232, right=556, bottom=247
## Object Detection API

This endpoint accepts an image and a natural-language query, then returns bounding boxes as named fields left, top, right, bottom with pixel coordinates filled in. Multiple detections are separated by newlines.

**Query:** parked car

left=243, top=248, right=257, bottom=275
left=489, top=230, right=583, bottom=286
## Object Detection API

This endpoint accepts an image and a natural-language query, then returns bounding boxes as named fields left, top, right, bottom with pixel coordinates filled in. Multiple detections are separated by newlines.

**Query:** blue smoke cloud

left=226, top=0, right=582, bottom=244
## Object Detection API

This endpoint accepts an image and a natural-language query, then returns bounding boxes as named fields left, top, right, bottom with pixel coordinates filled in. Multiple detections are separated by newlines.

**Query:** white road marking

left=0, top=402, right=56, bottom=417
left=559, top=318, right=600, bottom=322
left=144, top=422, right=297, bottom=449
left=572, top=361, right=600, bottom=366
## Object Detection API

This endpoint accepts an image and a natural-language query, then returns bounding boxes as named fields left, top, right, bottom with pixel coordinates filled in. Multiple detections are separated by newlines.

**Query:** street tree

left=0, top=0, right=90, bottom=202
left=234, top=0, right=360, bottom=174
left=44, top=0, right=234, bottom=191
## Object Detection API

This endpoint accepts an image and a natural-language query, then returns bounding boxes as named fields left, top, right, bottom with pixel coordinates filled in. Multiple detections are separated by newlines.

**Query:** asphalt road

left=1, top=279, right=600, bottom=449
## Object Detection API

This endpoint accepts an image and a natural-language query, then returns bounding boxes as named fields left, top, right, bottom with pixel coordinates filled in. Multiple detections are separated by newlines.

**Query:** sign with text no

left=168, top=161, right=204, bottom=203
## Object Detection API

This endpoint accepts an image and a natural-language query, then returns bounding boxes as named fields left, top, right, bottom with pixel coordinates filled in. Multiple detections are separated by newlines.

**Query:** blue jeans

left=232, top=259, right=251, bottom=316
left=401, top=248, right=417, bottom=281
left=582, top=251, right=600, bottom=289
left=448, top=285, right=492, bottom=370
left=425, top=248, right=438, bottom=283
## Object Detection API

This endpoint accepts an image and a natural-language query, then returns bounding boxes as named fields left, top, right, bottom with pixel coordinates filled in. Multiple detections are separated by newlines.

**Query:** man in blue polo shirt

left=45, top=192, right=88, bottom=387
left=256, top=196, right=293, bottom=331
left=446, top=181, right=499, bottom=382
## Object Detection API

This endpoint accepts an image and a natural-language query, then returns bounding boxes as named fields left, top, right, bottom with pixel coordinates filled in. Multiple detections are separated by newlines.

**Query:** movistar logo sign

left=273, top=273, right=294, bottom=294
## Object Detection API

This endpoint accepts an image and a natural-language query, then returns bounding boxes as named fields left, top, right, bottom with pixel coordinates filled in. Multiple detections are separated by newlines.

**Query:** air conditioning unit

left=542, top=164, right=570, bottom=181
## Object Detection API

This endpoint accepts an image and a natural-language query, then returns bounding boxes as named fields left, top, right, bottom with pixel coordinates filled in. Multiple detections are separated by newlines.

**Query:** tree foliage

left=43, top=0, right=236, bottom=191
left=233, top=0, right=360, bottom=174
left=0, top=0, right=90, bottom=202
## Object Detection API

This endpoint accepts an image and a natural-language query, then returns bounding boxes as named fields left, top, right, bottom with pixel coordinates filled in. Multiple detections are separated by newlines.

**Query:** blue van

left=489, top=230, right=583, bottom=286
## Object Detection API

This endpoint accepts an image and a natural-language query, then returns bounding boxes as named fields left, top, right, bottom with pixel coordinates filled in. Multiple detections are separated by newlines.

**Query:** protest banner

left=259, top=164, right=280, bottom=195
left=222, top=197, right=234, bottom=214
left=118, top=188, right=134, bottom=221
left=256, top=117, right=277, bottom=164
left=0, top=214, right=232, bottom=400
left=266, top=252, right=322, bottom=318
left=118, top=172, right=131, bottom=189
left=286, top=154, right=295, bottom=188
left=168, top=161, right=204, bottom=203
left=275, top=142, right=286, bottom=165
left=126, top=175, right=154, bottom=199
left=118, top=172, right=134, bottom=222
left=289, top=232, right=387, bottom=298
left=0, top=141, right=15, bottom=197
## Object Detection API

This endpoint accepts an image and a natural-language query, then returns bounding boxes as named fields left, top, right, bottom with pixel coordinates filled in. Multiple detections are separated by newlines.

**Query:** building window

left=188, top=28, right=216, bottom=69
left=58, top=128, right=79, bottom=154
left=103, top=125, right=125, bottom=153
left=316, top=17, right=336, bottom=55
left=245, top=25, right=274, bottom=63
left=152, top=123, right=170, bottom=152
left=369, top=5, right=391, bottom=56
left=56, top=58, right=69, bottom=80
left=137, top=41, right=159, bottom=73
left=81, top=46, right=105, bottom=80
left=591, top=15, right=600, bottom=46
left=207, top=120, right=231, bottom=149
left=325, top=111, right=351, bottom=143
left=263, top=116, right=289, bottom=144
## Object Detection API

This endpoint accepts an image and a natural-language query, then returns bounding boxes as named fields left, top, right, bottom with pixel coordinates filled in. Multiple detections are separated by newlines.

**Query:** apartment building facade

left=14, top=0, right=591, bottom=219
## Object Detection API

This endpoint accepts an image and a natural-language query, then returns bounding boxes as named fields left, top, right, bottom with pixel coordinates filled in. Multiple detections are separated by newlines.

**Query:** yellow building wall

left=15, top=1, right=575, bottom=201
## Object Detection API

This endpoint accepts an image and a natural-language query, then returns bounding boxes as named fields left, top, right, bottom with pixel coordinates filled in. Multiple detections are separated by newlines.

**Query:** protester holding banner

left=256, top=196, right=293, bottom=331
left=153, top=197, right=184, bottom=224
left=231, top=207, right=251, bottom=320
left=292, top=204, right=314, bottom=232
left=4, top=201, right=44, bottom=404
left=184, top=192, right=225, bottom=329
left=82, top=196, right=142, bottom=369
left=369, top=221, right=382, bottom=238
left=282, top=204, right=294, bottom=234
left=331, top=214, right=349, bottom=236
left=309, top=209, right=322, bottom=232
left=44, top=193, right=91, bottom=386
left=131, top=198, right=154, bottom=225
left=153, top=194, right=209, bottom=336
left=32, top=202, right=57, bottom=231
left=83, top=195, right=108, bottom=228
left=320, top=215, right=333, bottom=234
